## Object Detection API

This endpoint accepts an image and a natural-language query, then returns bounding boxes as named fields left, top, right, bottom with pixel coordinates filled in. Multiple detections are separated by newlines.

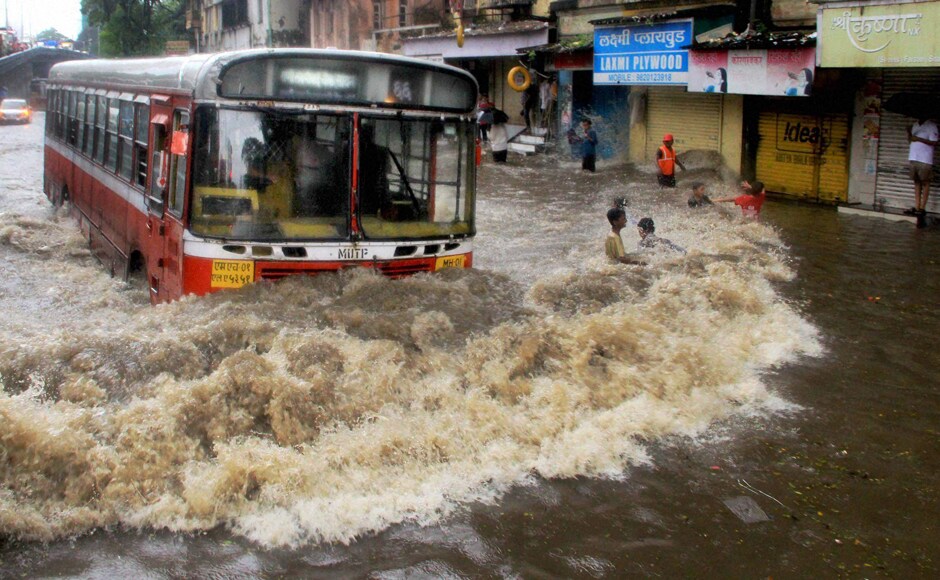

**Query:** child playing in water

left=605, top=208, right=646, bottom=265
left=713, top=180, right=766, bottom=219
left=636, top=217, right=686, bottom=254
left=687, top=182, right=713, bottom=208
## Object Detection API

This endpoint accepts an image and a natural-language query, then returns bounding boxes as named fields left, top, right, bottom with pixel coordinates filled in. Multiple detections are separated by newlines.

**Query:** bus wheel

left=53, top=186, right=68, bottom=208
left=508, top=66, right=531, bottom=92
left=127, top=251, right=148, bottom=292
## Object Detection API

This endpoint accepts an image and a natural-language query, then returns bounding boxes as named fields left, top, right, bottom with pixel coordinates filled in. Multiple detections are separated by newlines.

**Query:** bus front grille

left=374, top=260, right=434, bottom=277
left=256, top=260, right=432, bottom=281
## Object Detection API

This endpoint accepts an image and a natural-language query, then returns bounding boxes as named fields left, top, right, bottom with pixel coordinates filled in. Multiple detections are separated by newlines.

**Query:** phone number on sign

left=600, top=72, right=675, bottom=83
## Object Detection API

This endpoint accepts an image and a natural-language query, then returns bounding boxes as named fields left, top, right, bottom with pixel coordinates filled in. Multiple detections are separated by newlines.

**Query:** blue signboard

left=594, top=19, right=693, bottom=86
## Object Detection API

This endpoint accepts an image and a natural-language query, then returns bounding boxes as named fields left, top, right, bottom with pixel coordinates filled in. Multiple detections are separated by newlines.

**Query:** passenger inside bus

left=241, top=137, right=291, bottom=219
left=293, top=138, right=343, bottom=217
left=357, top=123, right=391, bottom=218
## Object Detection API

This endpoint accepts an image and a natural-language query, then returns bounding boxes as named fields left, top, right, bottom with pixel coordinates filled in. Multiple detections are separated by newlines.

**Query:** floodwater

left=1, top=114, right=937, bottom=577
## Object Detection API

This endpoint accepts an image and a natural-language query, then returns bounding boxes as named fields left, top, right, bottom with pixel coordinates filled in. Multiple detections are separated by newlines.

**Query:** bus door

left=145, top=103, right=171, bottom=302
left=144, top=103, right=189, bottom=302
left=160, top=108, right=191, bottom=299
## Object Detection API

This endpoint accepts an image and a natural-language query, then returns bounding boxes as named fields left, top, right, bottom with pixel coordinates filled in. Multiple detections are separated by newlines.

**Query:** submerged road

left=0, top=114, right=938, bottom=577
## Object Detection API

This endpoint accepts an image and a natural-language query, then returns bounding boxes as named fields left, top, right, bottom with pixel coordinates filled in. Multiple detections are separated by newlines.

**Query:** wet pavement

left=1, top=114, right=938, bottom=578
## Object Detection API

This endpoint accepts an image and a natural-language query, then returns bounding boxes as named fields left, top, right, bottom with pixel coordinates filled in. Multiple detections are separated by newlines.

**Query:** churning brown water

left=1, top=115, right=937, bottom=577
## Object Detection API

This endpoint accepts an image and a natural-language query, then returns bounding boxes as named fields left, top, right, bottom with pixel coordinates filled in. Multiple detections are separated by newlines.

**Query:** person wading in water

left=656, top=133, right=686, bottom=188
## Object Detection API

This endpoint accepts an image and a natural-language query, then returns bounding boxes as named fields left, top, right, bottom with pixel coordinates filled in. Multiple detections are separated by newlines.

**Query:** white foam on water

left=0, top=158, right=822, bottom=547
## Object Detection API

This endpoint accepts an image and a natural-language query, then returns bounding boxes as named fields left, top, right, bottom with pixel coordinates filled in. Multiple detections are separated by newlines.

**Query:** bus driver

left=293, top=139, right=341, bottom=217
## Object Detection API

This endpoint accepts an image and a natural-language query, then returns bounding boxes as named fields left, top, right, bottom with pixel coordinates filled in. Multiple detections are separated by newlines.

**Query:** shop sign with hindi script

left=593, top=20, right=692, bottom=85
left=819, top=2, right=940, bottom=67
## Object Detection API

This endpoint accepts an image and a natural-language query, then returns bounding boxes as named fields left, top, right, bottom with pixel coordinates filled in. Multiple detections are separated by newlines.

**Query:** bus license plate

left=211, top=260, right=255, bottom=288
left=435, top=255, right=466, bottom=270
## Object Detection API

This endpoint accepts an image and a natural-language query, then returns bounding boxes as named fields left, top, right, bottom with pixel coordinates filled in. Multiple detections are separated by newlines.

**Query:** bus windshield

left=358, top=116, right=474, bottom=240
left=191, top=107, right=351, bottom=240
left=190, top=106, right=474, bottom=242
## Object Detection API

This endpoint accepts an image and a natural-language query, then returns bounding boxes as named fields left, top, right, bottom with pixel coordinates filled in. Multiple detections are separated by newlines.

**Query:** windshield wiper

left=387, top=150, right=422, bottom=217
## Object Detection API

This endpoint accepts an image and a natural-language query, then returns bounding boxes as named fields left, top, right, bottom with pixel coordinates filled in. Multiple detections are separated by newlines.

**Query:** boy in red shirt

left=714, top=180, right=766, bottom=218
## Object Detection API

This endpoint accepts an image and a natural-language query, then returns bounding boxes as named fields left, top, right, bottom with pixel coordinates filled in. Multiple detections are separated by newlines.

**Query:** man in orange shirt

left=655, top=133, right=686, bottom=188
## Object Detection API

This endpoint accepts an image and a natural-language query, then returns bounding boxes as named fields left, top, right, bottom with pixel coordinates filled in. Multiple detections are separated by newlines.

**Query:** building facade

left=308, top=0, right=451, bottom=53
left=816, top=0, right=940, bottom=214
left=403, top=1, right=551, bottom=125
left=188, top=0, right=307, bottom=52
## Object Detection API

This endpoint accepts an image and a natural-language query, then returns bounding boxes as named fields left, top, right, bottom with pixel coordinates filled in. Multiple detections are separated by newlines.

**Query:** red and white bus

left=44, top=49, right=479, bottom=303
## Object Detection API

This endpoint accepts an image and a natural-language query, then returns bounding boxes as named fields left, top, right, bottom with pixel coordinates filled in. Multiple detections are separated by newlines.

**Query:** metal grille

left=755, top=111, right=849, bottom=203
left=876, top=69, right=940, bottom=212
left=645, top=86, right=723, bottom=161
left=256, top=260, right=433, bottom=281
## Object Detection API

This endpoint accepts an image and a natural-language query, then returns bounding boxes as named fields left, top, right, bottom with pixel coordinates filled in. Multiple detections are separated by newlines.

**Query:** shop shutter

left=817, top=115, right=850, bottom=203
left=646, top=86, right=722, bottom=161
left=756, top=111, right=849, bottom=202
left=876, top=70, right=940, bottom=211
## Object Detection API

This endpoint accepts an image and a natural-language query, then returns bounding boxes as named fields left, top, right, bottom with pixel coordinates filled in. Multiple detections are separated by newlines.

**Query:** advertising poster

left=593, top=20, right=692, bottom=86
left=688, top=48, right=815, bottom=96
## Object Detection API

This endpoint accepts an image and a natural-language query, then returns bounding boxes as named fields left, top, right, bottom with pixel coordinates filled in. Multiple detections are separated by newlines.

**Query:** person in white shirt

left=489, top=109, right=509, bottom=163
left=906, top=117, right=939, bottom=216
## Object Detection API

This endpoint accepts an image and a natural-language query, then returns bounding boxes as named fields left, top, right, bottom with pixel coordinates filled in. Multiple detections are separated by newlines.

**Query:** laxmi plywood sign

left=593, top=20, right=693, bottom=85
left=819, top=2, right=940, bottom=67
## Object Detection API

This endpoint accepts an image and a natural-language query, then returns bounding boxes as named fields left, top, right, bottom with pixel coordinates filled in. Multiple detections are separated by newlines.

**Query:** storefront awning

left=402, top=20, right=549, bottom=60
left=589, top=3, right=735, bottom=27
left=685, top=30, right=816, bottom=51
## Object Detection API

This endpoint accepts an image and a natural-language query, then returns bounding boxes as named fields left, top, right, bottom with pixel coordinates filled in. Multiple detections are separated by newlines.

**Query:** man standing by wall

left=906, top=116, right=938, bottom=219
left=579, top=118, right=598, bottom=172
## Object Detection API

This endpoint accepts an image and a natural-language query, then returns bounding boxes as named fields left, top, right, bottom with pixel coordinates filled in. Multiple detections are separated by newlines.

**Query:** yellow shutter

left=646, top=86, right=722, bottom=161
left=756, top=111, right=849, bottom=203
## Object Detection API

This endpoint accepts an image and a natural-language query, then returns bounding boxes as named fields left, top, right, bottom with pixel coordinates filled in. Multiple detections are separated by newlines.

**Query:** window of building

left=221, top=0, right=249, bottom=28
left=373, top=1, right=383, bottom=30
left=399, top=0, right=407, bottom=27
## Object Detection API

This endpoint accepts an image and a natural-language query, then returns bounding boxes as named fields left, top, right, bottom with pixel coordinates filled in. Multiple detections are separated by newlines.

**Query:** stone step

left=531, top=127, right=549, bottom=136
left=515, top=134, right=545, bottom=145
left=508, top=142, right=537, bottom=154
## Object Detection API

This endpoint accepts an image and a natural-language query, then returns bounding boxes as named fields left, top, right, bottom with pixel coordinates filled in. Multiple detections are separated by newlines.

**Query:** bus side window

left=94, top=96, right=107, bottom=165
left=148, top=124, right=168, bottom=213
left=105, top=98, right=120, bottom=173
left=82, top=94, right=96, bottom=157
left=55, top=90, right=66, bottom=140
left=67, top=91, right=79, bottom=147
left=44, top=90, right=55, bottom=137
left=167, top=110, right=189, bottom=217
left=134, top=103, right=150, bottom=188
left=118, top=100, right=135, bottom=181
